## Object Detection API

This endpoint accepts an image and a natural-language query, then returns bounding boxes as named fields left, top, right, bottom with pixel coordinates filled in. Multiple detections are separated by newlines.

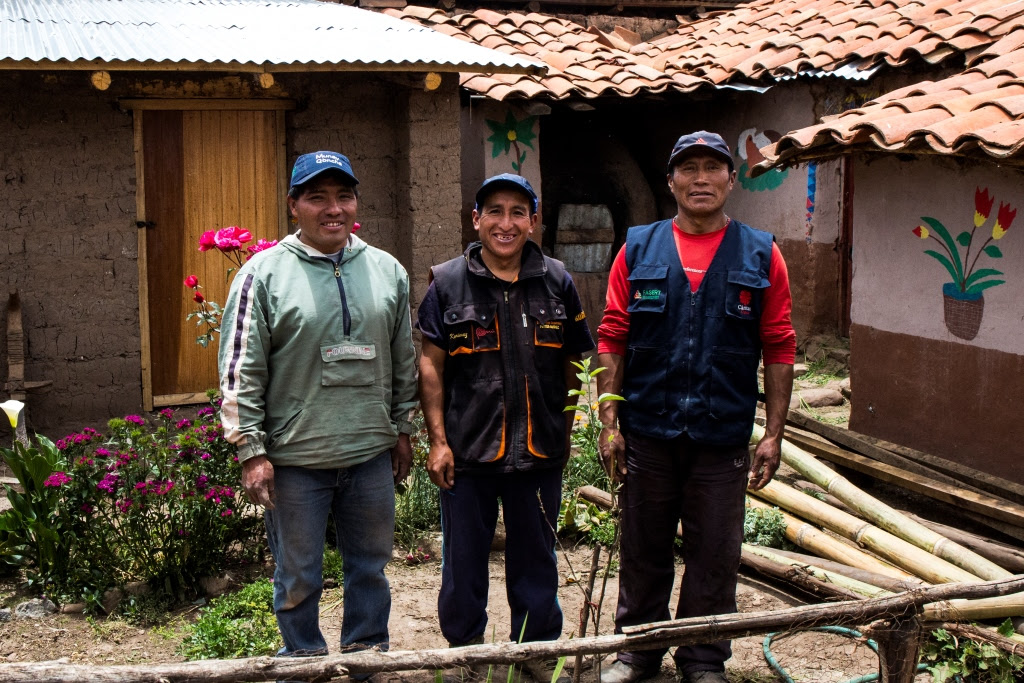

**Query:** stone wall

left=0, top=72, right=140, bottom=438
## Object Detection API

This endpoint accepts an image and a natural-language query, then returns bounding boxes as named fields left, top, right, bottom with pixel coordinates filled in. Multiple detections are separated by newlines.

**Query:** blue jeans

left=438, top=467, right=563, bottom=645
left=265, top=450, right=395, bottom=655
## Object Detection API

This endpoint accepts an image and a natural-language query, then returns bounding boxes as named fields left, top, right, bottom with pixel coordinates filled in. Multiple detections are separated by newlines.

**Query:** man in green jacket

left=219, top=150, right=417, bottom=659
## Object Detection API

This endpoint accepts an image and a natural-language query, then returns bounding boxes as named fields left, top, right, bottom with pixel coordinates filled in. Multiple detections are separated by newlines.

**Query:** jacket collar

left=464, top=239, right=547, bottom=280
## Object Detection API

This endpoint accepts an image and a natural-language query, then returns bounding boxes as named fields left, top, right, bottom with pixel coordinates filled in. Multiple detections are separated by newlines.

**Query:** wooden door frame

left=127, top=98, right=292, bottom=411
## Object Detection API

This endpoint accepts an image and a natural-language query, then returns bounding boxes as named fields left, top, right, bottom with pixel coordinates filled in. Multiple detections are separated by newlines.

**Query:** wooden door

left=136, top=105, right=287, bottom=408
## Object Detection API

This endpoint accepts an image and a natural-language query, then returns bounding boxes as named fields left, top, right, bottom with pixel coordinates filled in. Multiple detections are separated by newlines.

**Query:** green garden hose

left=762, top=626, right=928, bottom=683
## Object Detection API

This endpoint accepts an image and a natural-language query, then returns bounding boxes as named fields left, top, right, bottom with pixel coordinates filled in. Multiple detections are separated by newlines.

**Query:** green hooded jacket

left=219, top=233, right=417, bottom=468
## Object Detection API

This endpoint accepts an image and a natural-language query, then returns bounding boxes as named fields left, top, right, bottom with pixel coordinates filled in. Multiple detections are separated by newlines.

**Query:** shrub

left=178, top=579, right=280, bottom=660
left=40, top=398, right=263, bottom=600
left=322, top=545, right=344, bottom=583
left=922, top=620, right=1024, bottom=682
left=394, top=415, right=440, bottom=551
left=743, top=506, right=788, bottom=548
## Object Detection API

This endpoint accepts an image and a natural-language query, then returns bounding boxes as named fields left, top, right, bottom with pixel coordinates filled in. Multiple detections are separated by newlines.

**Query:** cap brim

left=475, top=179, right=537, bottom=207
left=669, top=146, right=733, bottom=169
left=291, top=166, right=359, bottom=189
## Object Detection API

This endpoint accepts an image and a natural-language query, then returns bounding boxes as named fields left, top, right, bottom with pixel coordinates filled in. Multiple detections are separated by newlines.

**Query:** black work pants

left=614, top=432, right=749, bottom=676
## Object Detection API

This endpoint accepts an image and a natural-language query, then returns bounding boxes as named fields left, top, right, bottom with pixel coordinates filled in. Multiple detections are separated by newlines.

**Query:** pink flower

left=95, top=448, right=110, bottom=457
left=246, top=239, right=278, bottom=258
left=184, top=274, right=199, bottom=288
left=43, top=471, right=71, bottom=487
left=194, top=291, right=205, bottom=304
left=353, top=222, right=361, bottom=233
left=160, top=408, right=174, bottom=419
left=221, top=509, right=233, bottom=517
left=213, top=226, right=253, bottom=252
left=198, top=230, right=218, bottom=252
left=80, top=504, right=93, bottom=514
left=115, top=498, right=134, bottom=513
left=125, top=415, right=145, bottom=426
left=176, top=419, right=192, bottom=429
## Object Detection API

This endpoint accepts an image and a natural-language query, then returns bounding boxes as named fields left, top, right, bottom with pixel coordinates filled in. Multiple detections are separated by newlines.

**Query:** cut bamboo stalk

left=750, top=478, right=982, bottom=584
left=790, top=479, right=855, bottom=514
left=746, top=497, right=918, bottom=582
left=743, top=544, right=893, bottom=599
left=923, top=592, right=1024, bottom=622
left=753, top=424, right=1011, bottom=581
left=900, top=511, right=1024, bottom=574
left=765, top=548, right=925, bottom=593
left=740, top=548, right=863, bottom=602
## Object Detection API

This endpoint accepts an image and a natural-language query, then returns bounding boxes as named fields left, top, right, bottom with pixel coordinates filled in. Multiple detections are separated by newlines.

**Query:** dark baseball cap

left=667, top=131, right=734, bottom=171
left=475, top=173, right=539, bottom=214
left=290, top=151, right=359, bottom=190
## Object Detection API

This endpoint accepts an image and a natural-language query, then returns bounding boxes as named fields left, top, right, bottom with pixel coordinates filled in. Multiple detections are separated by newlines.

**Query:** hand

left=426, top=442, right=455, bottom=490
left=241, top=456, right=275, bottom=509
left=598, top=426, right=627, bottom=484
left=749, top=434, right=781, bottom=491
left=392, top=433, right=413, bottom=485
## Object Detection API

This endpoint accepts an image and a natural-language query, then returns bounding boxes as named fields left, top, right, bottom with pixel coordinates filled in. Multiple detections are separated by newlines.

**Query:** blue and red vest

left=619, top=218, right=773, bottom=446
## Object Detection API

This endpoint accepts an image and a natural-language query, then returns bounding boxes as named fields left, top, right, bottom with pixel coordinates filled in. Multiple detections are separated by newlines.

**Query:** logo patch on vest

left=449, top=332, right=468, bottom=341
left=538, top=322, right=562, bottom=331
left=574, top=311, right=586, bottom=322
left=736, top=289, right=753, bottom=315
left=635, top=288, right=662, bottom=301
left=475, top=326, right=496, bottom=339
left=322, top=343, right=375, bottom=360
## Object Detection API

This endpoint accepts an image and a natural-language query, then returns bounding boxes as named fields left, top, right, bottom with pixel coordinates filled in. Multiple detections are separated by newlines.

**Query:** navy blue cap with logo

left=475, top=173, right=539, bottom=214
left=667, top=131, right=734, bottom=172
left=290, top=151, right=359, bottom=190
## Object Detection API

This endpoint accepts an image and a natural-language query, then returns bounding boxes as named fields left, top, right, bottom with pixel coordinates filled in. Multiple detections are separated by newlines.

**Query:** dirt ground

left=0, top=536, right=931, bottom=682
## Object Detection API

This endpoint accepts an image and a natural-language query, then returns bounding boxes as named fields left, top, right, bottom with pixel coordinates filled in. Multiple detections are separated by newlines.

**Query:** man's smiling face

left=667, top=152, right=736, bottom=221
left=288, top=173, right=358, bottom=254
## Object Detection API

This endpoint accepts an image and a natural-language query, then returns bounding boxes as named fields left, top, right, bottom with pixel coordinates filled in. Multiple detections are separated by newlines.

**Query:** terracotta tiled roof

left=383, top=6, right=707, bottom=100
left=755, top=37, right=1024, bottom=170
left=641, top=0, right=1024, bottom=84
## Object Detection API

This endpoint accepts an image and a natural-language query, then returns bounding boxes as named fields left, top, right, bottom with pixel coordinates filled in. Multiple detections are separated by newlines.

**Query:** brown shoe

left=684, top=671, right=728, bottom=683
left=520, top=657, right=571, bottom=683
left=599, top=660, right=658, bottom=683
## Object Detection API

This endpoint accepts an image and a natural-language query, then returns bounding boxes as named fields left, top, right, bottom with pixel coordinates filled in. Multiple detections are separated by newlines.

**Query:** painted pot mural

left=912, top=188, right=1016, bottom=341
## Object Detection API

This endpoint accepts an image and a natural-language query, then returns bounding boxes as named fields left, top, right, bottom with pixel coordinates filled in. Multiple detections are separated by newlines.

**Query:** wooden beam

left=120, top=98, right=296, bottom=111
left=555, top=229, right=615, bottom=244
left=134, top=115, right=154, bottom=413
left=787, top=410, right=1024, bottom=505
left=783, top=431, right=1024, bottom=529
left=0, top=59, right=544, bottom=76
left=153, top=392, right=213, bottom=407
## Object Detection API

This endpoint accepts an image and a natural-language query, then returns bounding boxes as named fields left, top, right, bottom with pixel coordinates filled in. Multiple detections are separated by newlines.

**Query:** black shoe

left=600, top=659, right=658, bottom=683
left=520, top=657, right=571, bottom=683
left=683, top=671, right=728, bottom=683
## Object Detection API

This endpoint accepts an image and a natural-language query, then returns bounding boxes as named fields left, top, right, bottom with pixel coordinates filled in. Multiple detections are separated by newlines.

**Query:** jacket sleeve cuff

left=395, top=419, right=417, bottom=436
left=236, top=440, right=268, bottom=463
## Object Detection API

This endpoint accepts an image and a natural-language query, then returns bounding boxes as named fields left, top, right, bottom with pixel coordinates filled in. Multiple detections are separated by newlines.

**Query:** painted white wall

left=851, top=155, right=1024, bottom=355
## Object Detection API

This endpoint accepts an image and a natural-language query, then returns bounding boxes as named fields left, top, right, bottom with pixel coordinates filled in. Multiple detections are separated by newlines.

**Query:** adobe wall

left=847, top=155, right=1024, bottom=483
left=0, top=72, right=141, bottom=438
left=0, top=70, right=463, bottom=439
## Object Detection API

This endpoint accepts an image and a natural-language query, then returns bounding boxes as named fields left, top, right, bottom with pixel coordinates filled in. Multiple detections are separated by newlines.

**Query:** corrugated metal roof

left=0, top=0, right=544, bottom=74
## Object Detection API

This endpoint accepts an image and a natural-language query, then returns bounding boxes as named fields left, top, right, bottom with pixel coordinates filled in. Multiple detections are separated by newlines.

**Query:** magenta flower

left=80, top=504, right=93, bottom=514
left=176, top=419, right=192, bottom=429
left=43, top=471, right=71, bottom=487
left=197, top=407, right=215, bottom=418
left=160, top=408, right=174, bottom=419
left=246, top=239, right=278, bottom=258
left=198, top=230, right=218, bottom=252
left=183, top=274, right=199, bottom=288
left=221, top=509, right=233, bottom=517
left=115, top=498, right=134, bottom=513
left=97, top=473, right=119, bottom=493
left=213, top=226, right=253, bottom=252
left=95, top=447, right=110, bottom=457
left=125, top=415, right=145, bottom=426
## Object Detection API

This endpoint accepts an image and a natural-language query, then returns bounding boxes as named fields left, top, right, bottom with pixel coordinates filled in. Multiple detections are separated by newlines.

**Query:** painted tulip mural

left=912, top=188, right=1016, bottom=340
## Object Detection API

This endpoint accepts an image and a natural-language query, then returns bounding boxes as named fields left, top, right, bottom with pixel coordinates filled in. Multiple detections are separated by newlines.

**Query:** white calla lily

left=1, top=399, right=24, bottom=428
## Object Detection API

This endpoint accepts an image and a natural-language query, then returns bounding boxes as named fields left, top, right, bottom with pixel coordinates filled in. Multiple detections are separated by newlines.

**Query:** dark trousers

left=438, top=467, right=563, bottom=645
left=614, top=432, right=749, bottom=676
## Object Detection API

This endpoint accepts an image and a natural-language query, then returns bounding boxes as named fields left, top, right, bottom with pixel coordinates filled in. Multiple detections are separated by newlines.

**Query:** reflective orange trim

left=534, top=326, right=563, bottom=349
left=484, top=401, right=507, bottom=462
left=449, top=346, right=474, bottom=356
left=524, top=376, right=550, bottom=459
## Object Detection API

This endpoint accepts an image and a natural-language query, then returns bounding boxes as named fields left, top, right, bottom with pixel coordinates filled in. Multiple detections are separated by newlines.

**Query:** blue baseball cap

left=475, top=173, right=538, bottom=214
left=667, top=131, right=734, bottom=172
left=290, top=151, right=359, bottom=190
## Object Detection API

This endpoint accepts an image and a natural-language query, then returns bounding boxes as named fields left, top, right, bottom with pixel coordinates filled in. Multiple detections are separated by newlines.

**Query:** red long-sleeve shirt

left=597, top=221, right=796, bottom=365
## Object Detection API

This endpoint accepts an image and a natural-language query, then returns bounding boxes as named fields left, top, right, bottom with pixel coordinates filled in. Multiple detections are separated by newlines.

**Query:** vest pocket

left=624, top=345, right=668, bottom=415
left=723, top=270, right=769, bottom=321
left=321, top=341, right=377, bottom=386
left=443, top=303, right=499, bottom=354
left=708, top=346, right=760, bottom=425
left=529, top=299, right=567, bottom=348
left=627, top=264, right=669, bottom=313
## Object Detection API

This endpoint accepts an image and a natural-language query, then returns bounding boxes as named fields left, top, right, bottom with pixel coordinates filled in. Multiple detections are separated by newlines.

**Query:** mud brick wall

left=0, top=73, right=141, bottom=439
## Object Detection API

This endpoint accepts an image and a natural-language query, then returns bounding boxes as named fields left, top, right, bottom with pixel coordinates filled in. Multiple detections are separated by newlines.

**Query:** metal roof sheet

left=0, top=0, right=543, bottom=74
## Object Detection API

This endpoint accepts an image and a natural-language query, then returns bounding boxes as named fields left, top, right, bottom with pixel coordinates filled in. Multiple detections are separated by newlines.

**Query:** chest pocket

left=626, top=264, right=669, bottom=314
left=529, top=299, right=567, bottom=348
left=724, top=270, right=769, bottom=321
left=321, top=341, right=376, bottom=386
left=443, top=303, right=499, bottom=355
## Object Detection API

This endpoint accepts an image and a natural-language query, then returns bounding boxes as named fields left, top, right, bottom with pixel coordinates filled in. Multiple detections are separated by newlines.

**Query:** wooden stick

left=743, top=545, right=891, bottom=599
left=866, top=616, right=922, bottom=683
left=739, top=548, right=864, bottom=602
left=767, top=548, right=926, bottom=593
left=900, top=511, right=1024, bottom=573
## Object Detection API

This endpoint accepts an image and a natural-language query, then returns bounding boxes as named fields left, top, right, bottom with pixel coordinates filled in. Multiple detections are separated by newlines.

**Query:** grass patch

left=177, top=579, right=279, bottom=660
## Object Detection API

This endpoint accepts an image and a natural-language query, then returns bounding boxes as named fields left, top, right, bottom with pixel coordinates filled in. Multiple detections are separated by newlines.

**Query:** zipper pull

left=522, top=311, right=528, bottom=328
left=334, top=263, right=341, bottom=278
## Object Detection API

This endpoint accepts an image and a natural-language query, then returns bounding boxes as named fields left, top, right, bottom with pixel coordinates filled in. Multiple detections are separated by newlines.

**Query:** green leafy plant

left=322, top=545, right=344, bottom=583
left=0, top=435, right=69, bottom=588
left=921, top=620, right=1024, bottom=682
left=394, top=414, right=440, bottom=552
left=743, top=506, right=788, bottom=548
left=912, top=188, right=1016, bottom=299
left=177, top=579, right=280, bottom=660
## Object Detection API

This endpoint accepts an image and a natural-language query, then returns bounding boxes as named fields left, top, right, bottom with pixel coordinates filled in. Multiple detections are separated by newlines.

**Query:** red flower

left=193, top=292, right=205, bottom=304
left=183, top=275, right=199, bottom=288
left=993, top=202, right=1016, bottom=240
left=974, top=187, right=995, bottom=227
left=912, top=225, right=929, bottom=239
left=352, top=222, right=361, bottom=233
left=198, top=230, right=217, bottom=252
left=214, top=226, right=253, bottom=252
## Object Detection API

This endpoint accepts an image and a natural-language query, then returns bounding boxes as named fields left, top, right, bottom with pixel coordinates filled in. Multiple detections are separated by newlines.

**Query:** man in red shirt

left=596, top=131, right=795, bottom=683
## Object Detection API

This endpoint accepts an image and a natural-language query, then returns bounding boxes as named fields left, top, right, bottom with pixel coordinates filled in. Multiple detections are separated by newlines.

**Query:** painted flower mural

left=912, top=187, right=1016, bottom=340
left=485, top=112, right=536, bottom=174
left=736, top=128, right=788, bottom=192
